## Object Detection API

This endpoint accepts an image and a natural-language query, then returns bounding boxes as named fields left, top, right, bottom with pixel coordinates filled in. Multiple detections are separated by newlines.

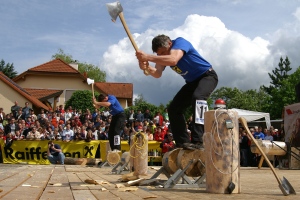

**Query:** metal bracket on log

left=148, top=159, right=206, bottom=189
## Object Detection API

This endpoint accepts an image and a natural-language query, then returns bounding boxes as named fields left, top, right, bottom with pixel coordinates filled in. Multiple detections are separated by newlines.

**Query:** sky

left=1, top=0, right=300, bottom=106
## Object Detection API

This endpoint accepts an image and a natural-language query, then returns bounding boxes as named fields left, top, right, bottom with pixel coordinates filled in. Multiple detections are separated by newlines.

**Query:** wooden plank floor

left=0, top=164, right=299, bottom=200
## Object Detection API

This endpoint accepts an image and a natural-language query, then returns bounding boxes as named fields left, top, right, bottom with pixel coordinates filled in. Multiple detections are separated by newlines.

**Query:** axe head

left=106, top=1, right=123, bottom=22
left=87, top=78, right=95, bottom=85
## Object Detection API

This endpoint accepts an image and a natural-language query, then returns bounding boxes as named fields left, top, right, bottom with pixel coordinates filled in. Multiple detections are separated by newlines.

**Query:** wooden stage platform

left=0, top=163, right=299, bottom=200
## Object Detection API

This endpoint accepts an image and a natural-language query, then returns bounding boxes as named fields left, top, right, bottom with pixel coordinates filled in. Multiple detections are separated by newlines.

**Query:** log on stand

left=162, top=148, right=181, bottom=175
left=176, top=149, right=206, bottom=177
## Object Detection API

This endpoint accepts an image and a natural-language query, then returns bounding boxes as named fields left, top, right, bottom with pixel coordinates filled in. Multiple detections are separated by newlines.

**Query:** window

left=65, top=90, right=76, bottom=102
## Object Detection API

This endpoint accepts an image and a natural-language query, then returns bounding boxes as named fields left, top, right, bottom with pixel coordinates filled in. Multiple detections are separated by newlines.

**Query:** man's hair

left=98, top=94, right=108, bottom=102
left=152, top=34, right=171, bottom=53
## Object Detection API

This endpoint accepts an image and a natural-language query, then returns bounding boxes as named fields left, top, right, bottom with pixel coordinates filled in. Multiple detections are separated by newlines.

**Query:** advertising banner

left=0, top=140, right=100, bottom=164
left=284, top=102, right=300, bottom=147
left=0, top=139, right=163, bottom=164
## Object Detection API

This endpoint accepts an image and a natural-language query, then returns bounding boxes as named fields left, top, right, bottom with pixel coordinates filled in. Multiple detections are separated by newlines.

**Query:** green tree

left=268, top=67, right=300, bottom=119
left=52, top=49, right=106, bottom=82
left=65, top=90, right=99, bottom=112
left=263, top=56, right=292, bottom=94
left=262, top=56, right=298, bottom=119
left=0, top=59, right=18, bottom=79
left=210, top=87, right=269, bottom=112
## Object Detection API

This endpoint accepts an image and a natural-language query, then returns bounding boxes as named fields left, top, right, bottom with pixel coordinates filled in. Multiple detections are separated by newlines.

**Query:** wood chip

left=49, top=183, right=62, bottom=186
left=118, top=187, right=138, bottom=192
left=115, top=183, right=125, bottom=188
left=125, top=178, right=145, bottom=186
left=121, top=172, right=139, bottom=182
left=84, top=179, right=99, bottom=185
left=143, top=196, right=158, bottom=199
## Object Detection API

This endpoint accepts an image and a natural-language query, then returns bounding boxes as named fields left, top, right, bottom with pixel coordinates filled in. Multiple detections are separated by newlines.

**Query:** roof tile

left=29, top=58, right=78, bottom=73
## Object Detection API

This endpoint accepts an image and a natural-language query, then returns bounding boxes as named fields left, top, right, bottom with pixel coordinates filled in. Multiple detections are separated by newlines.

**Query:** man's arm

left=138, top=61, right=165, bottom=78
left=92, top=99, right=111, bottom=109
left=136, top=49, right=184, bottom=78
left=136, top=49, right=184, bottom=66
left=48, top=144, right=62, bottom=155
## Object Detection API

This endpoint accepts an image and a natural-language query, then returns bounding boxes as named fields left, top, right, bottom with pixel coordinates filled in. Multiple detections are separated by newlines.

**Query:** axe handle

left=238, top=117, right=282, bottom=184
left=119, top=12, right=149, bottom=75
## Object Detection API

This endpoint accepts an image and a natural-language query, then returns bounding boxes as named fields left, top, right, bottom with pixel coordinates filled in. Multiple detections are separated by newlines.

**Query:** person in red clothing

left=74, top=116, right=82, bottom=127
left=154, top=126, right=165, bottom=141
left=160, top=133, right=175, bottom=154
left=50, top=112, right=59, bottom=128
left=154, top=112, right=164, bottom=126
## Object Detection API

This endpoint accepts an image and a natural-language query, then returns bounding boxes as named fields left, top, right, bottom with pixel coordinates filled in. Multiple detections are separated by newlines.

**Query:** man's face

left=155, top=41, right=172, bottom=56
left=101, top=96, right=108, bottom=102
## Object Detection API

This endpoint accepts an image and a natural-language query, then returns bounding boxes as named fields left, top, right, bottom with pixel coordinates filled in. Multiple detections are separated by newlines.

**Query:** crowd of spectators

left=0, top=102, right=176, bottom=158
left=239, top=125, right=282, bottom=167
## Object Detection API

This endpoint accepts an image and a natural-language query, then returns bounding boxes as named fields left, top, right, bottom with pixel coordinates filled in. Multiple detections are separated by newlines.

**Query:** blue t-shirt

left=49, top=144, right=61, bottom=156
left=254, top=132, right=265, bottom=140
left=108, top=95, right=124, bottom=115
left=170, top=37, right=211, bottom=82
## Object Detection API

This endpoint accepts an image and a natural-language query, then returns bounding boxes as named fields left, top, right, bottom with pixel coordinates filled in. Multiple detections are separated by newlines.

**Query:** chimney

left=69, top=63, right=78, bottom=70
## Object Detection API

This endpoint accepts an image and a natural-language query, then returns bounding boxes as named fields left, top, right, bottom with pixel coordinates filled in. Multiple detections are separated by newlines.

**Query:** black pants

left=168, top=69, right=218, bottom=146
left=108, top=112, right=126, bottom=150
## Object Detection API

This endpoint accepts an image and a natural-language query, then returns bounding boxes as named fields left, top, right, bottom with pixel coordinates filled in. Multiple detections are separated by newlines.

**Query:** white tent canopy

left=231, top=108, right=271, bottom=129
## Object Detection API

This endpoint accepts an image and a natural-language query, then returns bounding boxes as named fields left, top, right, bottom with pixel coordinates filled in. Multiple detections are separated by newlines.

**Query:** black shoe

left=182, top=143, right=196, bottom=150
left=193, top=143, right=204, bottom=150
left=182, top=143, right=204, bottom=150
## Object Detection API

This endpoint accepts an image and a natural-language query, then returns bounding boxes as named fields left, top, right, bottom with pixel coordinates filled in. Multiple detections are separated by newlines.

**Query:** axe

left=87, top=78, right=95, bottom=99
left=87, top=78, right=97, bottom=108
left=106, top=1, right=149, bottom=75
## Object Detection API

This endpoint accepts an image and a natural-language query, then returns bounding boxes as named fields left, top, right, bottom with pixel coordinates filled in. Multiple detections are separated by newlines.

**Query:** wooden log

left=204, top=109, right=240, bottom=194
left=176, top=149, right=206, bottom=177
left=107, top=151, right=121, bottom=165
left=130, top=132, right=148, bottom=176
left=162, top=148, right=181, bottom=174
left=251, top=140, right=286, bottom=156
left=63, top=157, right=101, bottom=165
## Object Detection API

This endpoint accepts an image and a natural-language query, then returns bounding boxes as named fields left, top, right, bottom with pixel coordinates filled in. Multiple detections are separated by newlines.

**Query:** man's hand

left=138, top=61, right=149, bottom=72
left=92, top=98, right=100, bottom=109
left=135, top=50, right=148, bottom=62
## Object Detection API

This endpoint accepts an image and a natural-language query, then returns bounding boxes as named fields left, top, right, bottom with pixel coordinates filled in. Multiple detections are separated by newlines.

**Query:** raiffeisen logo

left=286, top=108, right=300, bottom=115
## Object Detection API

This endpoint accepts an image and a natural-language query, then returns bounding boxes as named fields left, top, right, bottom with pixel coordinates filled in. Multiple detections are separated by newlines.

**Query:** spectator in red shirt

left=160, top=133, right=175, bottom=154
left=154, top=126, right=165, bottom=142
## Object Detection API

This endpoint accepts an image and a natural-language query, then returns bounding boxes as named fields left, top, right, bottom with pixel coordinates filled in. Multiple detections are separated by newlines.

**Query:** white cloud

left=101, top=14, right=278, bottom=105
left=294, top=7, right=300, bottom=21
